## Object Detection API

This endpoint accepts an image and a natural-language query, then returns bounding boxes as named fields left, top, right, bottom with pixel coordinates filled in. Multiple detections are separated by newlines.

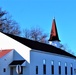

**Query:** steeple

left=49, top=18, right=60, bottom=42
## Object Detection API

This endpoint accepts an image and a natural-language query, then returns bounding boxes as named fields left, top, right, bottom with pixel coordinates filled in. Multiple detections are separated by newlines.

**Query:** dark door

left=10, top=67, right=13, bottom=75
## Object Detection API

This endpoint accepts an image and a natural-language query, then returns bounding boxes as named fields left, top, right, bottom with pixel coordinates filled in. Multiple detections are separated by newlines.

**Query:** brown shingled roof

left=0, top=49, right=12, bottom=58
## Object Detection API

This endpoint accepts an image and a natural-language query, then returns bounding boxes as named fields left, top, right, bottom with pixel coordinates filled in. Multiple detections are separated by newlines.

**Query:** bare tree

left=60, top=43, right=75, bottom=55
left=0, top=8, right=21, bottom=36
left=23, top=29, right=30, bottom=39
left=23, top=27, right=48, bottom=43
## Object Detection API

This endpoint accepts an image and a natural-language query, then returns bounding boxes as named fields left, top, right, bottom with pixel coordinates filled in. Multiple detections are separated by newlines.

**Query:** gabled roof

left=1, top=32, right=76, bottom=59
left=49, top=18, right=60, bottom=41
left=0, top=49, right=12, bottom=58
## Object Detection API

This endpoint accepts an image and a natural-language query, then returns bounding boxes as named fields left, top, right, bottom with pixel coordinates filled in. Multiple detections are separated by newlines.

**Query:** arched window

left=58, top=61, right=61, bottom=74
left=43, top=60, right=46, bottom=74
left=71, top=63, right=73, bottom=75
left=65, top=63, right=67, bottom=75
left=51, top=60, right=54, bottom=74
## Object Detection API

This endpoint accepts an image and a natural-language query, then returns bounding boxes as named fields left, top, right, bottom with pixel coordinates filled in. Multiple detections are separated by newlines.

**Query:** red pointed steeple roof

left=49, top=18, right=60, bottom=41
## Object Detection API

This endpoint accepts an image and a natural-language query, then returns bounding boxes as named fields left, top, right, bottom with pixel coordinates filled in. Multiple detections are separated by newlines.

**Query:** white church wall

left=0, top=49, right=30, bottom=75
left=30, top=50, right=76, bottom=75
left=0, top=32, right=33, bottom=75
left=0, top=50, right=13, bottom=75
left=12, top=50, right=30, bottom=75
left=13, top=50, right=25, bottom=60
left=0, top=32, right=31, bottom=63
left=23, top=62, right=30, bottom=75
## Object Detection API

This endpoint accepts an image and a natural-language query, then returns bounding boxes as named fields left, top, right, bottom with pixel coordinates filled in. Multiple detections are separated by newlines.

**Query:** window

left=71, top=64, right=73, bottom=75
left=43, top=59, right=46, bottom=64
left=65, top=63, right=67, bottom=75
left=51, top=60, right=54, bottom=65
left=59, top=61, right=61, bottom=66
left=52, top=65, right=54, bottom=74
left=3, top=68, right=6, bottom=72
left=58, top=62, right=61, bottom=74
left=65, top=63, right=67, bottom=66
left=71, top=67, right=73, bottom=75
left=51, top=61, right=54, bottom=74
left=43, top=64, right=46, bottom=74
left=36, top=66, right=38, bottom=74
left=43, top=59, right=46, bottom=74
left=65, top=66, right=67, bottom=75
left=59, top=66, right=61, bottom=74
